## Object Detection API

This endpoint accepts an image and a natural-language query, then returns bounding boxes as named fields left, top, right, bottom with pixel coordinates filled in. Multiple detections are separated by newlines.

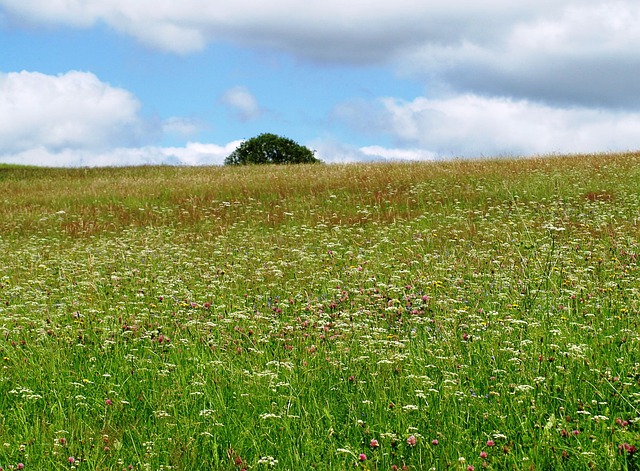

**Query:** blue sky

left=2, top=0, right=640, bottom=166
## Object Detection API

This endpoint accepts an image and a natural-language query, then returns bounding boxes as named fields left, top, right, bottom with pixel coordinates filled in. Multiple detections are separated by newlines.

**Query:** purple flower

left=621, top=443, right=638, bottom=454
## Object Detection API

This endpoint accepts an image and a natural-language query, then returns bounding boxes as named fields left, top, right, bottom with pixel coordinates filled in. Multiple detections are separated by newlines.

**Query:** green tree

left=224, top=133, right=321, bottom=165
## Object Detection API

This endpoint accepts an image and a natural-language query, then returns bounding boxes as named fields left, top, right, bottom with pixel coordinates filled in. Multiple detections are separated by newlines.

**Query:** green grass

left=1, top=153, right=640, bottom=470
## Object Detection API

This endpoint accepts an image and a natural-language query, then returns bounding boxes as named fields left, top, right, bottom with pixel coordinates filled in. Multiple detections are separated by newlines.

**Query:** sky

left=1, top=0, right=640, bottom=166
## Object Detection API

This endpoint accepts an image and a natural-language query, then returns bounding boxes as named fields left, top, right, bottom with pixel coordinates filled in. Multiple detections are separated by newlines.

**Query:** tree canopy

left=224, top=133, right=321, bottom=165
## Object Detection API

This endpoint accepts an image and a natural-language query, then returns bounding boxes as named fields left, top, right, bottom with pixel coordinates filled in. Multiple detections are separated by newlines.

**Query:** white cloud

left=3, top=2, right=640, bottom=164
left=0, top=71, right=246, bottom=167
left=360, top=145, right=436, bottom=161
left=308, top=138, right=377, bottom=163
left=0, top=70, right=147, bottom=153
left=0, top=69, right=243, bottom=167
left=161, top=117, right=202, bottom=137
left=159, top=141, right=242, bottom=165
left=0, top=141, right=241, bottom=167
left=219, top=86, right=263, bottom=122
left=309, top=138, right=435, bottom=163
left=338, top=94, right=640, bottom=157
left=0, top=1, right=578, bottom=59
left=399, top=2, right=640, bottom=107
left=3, top=0, right=638, bottom=108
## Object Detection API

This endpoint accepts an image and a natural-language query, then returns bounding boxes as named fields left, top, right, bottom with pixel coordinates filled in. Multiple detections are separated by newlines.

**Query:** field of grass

left=0, top=153, right=639, bottom=470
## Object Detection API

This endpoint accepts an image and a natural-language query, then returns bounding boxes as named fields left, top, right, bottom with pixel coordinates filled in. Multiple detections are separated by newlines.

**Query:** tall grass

left=0, top=153, right=639, bottom=470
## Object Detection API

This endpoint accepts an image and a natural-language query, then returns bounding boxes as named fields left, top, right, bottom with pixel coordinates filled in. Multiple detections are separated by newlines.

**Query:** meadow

left=0, top=153, right=639, bottom=470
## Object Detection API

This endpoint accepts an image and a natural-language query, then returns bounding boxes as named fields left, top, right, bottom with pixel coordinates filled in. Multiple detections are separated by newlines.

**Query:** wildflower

left=620, top=443, right=638, bottom=454
left=406, top=435, right=417, bottom=447
left=257, top=456, right=278, bottom=466
left=17, top=465, right=24, bottom=470
left=153, top=410, right=171, bottom=418
left=369, top=439, right=379, bottom=448
left=486, top=440, right=495, bottom=447
left=358, top=453, right=367, bottom=461
left=259, top=413, right=281, bottom=420
left=105, top=398, right=113, bottom=406
left=479, top=451, right=487, bottom=459
left=431, top=439, right=439, bottom=445
left=68, top=456, right=76, bottom=464
left=467, top=466, right=475, bottom=471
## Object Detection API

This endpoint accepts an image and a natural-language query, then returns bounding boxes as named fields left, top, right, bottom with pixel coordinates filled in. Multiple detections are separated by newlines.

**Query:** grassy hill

left=0, top=153, right=639, bottom=469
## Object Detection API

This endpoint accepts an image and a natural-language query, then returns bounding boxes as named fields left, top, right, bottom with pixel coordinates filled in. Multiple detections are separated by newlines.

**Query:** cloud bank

left=335, top=95, right=640, bottom=157
left=0, top=142, right=241, bottom=167
left=400, top=2, right=640, bottom=109
left=0, top=70, right=146, bottom=154
left=3, top=0, right=639, bottom=109
left=0, top=70, right=240, bottom=166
